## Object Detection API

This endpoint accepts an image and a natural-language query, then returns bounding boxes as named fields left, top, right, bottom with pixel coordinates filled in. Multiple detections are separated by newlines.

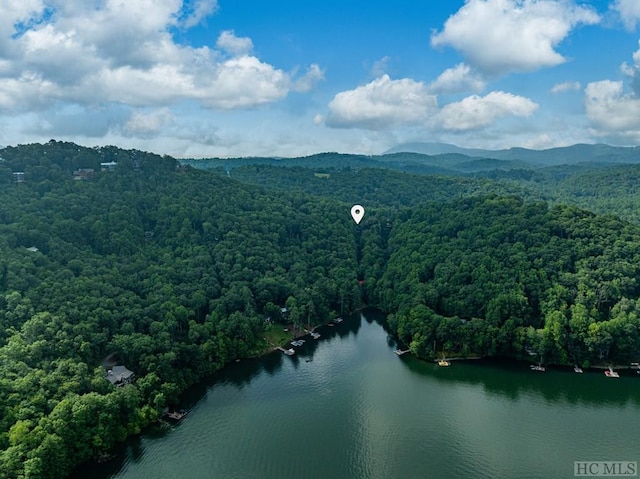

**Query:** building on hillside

left=106, top=365, right=135, bottom=387
left=12, top=172, right=25, bottom=183
left=73, top=168, right=95, bottom=180
left=100, top=161, right=118, bottom=172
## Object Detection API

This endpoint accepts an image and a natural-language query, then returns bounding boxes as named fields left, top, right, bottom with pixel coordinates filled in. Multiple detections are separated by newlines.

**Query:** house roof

left=106, top=365, right=134, bottom=384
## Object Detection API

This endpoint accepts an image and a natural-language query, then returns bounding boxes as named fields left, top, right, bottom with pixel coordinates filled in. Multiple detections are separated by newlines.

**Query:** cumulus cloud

left=613, top=0, right=640, bottom=31
left=293, top=64, right=325, bottom=93
left=325, top=75, right=437, bottom=129
left=523, top=133, right=556, bottom=149
left=431, top=0, right=600, bottom=76
left=434, top=91, right=538, bottom=131
left=180, top=0, right=218, bottom=29
left=551, top=81, right=581, bottom=93
left=124, top=108, right=174, bottom=137
left=429, top=63, right=486, bottom=94
left=0, top=1, right=321, bottom=116
left=583, top=41, right=640, bottom=143
left=216, top=30, right=253, bottom=56
left=585, top=80, right=640, bottom=142
left=620, top=40, right=640, bottom=96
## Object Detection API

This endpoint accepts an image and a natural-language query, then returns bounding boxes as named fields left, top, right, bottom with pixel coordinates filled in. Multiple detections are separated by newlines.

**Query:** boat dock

left=277, top=347, right=295, bottom=355
left=164, top=409, right=187, bottom=421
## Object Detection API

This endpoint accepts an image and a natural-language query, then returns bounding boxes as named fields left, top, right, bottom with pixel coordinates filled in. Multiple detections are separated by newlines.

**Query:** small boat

left=574, top=365, right=583, bottom=373
left=165, top=409, right=187, bottom=421
left=604, top=367, right=619, bottom=378
left=530, top=364, right=545, bottom=372
left=291, top=340, right=305, bottom=347
left=438, top=359, right=450, bottom=367
left=284, top=348, right=295, bottom=356
left=310, top=332, right=321, bottom=340
left=333, top=317, right=343, bottom=324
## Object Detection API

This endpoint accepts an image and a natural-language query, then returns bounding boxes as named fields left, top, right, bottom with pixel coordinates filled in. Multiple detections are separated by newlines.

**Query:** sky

left=1, top=0, right=640, bottom=158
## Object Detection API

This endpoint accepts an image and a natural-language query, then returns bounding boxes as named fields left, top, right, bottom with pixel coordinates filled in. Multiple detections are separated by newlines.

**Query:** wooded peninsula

left=1, top=141, right=639, bottom=478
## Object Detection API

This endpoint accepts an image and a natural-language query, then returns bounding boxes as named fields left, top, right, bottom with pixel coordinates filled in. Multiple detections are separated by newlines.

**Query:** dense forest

left=375, top=197, right=640, bottom=365
left=0, top=142, right=361, bottom=478
left=1, top=141, right=639, bottom=478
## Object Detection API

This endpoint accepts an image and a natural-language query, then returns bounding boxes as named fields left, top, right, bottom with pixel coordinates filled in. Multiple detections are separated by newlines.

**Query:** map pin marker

left=351, top=205, right=365, bottom=224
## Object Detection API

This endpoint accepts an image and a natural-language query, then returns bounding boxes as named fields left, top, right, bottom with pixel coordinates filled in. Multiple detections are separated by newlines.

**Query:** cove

left=72, top=310, right=640, bottom=479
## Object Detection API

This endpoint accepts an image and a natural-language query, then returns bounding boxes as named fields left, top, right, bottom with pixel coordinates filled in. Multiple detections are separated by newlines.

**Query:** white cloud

left=585, top=80, right=640, bottom=142
left=325, top=75, right=438, bottom=130
left=434, top=91, right=538, bottom=131
left=0, top=1, right=321, bottom=116
left=551, top=81, right=581, bottom=93
left=431, top=0, right=600, bottom=76
left=429, top=63, right=486, bottom=94
left=293, top=64, right=325, bottom=93
left=613, top=0, right=640, bottom=31
left=124, top=108, right=174, bottom=137
left=180, top=0, right=218, bottom=29
left=523, top=133, right=555, bottom=149
left=620, top=40, right=640, bottom=96
left=216, top=30, right=253, bottom=56
left=370, top=56, right=391, bottom=78
left=583, top=42, right=640, bottom=143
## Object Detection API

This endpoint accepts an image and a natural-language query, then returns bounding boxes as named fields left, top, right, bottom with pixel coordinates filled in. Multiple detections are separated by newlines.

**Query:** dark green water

left=74, top=311, right=640, bottom=479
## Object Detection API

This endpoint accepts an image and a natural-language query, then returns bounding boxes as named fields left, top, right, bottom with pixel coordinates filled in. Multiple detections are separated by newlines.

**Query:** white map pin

left=351, top=205, right=365, bottom=224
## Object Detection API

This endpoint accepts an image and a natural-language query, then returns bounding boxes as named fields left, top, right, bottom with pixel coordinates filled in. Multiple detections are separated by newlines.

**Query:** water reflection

left=400, top=353, right=640, bottom=407
left=70, top=309, right=640, bottom=479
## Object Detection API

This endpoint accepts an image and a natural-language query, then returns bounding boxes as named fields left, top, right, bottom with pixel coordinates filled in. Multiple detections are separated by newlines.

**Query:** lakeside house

left=73, top=168, right=95, bottom=180
left=105, top=365, right=135, bottom=387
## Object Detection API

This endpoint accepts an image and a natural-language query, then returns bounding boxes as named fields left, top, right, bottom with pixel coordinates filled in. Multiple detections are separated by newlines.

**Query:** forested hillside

left=207, top=161, right=640, bottom=225
left=1, top=141, right=640, bottom=479
left=371, top=196, right=640, bottom=365
left=0, top=142, right=360, bottom=479
left=223, top=166, right=527, bottom=208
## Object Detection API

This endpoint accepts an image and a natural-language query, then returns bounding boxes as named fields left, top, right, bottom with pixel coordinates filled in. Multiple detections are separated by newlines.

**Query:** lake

left=72, top=310, right=640, bottom=479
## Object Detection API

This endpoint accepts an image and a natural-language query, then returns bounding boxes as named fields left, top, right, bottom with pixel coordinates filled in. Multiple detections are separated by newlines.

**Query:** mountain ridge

left=384, top=142, right=640, bottom=166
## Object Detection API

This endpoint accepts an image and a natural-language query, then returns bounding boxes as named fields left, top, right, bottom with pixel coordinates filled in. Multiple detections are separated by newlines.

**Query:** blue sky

left=1, top=0, right=639, bottom=157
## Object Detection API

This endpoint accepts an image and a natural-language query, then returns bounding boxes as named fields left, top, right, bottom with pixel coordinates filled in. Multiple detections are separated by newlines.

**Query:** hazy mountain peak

left=384, top=142, right=640, bottom=166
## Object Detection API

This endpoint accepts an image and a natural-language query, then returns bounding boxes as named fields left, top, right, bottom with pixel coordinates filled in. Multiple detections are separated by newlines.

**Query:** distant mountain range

left=179, top=142, right=640, bottom=177
left=384, top=142, right=640, bottom=166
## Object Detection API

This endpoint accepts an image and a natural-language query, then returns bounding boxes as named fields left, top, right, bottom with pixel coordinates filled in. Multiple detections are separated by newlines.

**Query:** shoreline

left=432, top=356, right=484, bottom=362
